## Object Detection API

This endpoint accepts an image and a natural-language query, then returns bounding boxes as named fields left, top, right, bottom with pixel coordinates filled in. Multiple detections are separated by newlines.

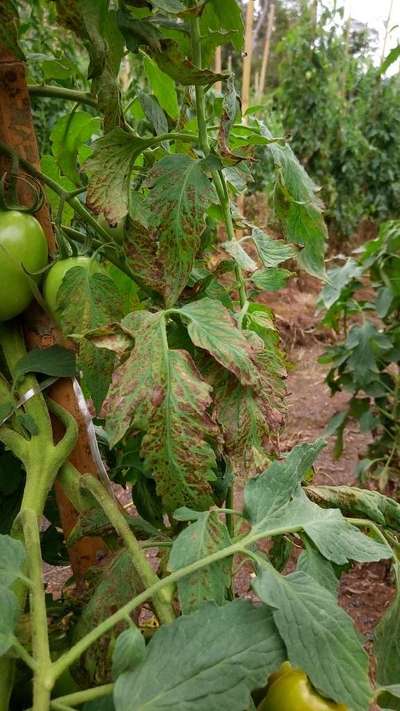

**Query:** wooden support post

left=257, top=1, right=275, bottom=101
left=215, top=46, right=222, bottom=94
left=241, top=0, right=255, bottom=119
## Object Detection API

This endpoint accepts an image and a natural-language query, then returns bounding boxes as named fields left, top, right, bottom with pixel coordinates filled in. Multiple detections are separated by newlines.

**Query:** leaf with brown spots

left=83, top=128, right=155, bottom=224
left=57, top=266, right=123, bottom=412
left=103, top=310, right=218, bottom=512
left=179, top=298, right=261, bottom=386
left=124, top=155, right=217, bottom=306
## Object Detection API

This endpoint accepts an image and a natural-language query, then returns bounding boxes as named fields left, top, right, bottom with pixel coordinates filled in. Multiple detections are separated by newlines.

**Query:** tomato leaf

left=179, top=298, right=260, bottom=386
left=261, top=125, right=327, bottom=277
left=0, top=586, right=19, bottom=656
left=222, top=240, right=257, bottom=272
left=51, top=111, right=101, bottom=185
left=114, top=601, right=285, bottom=711
left=84, top=128, right=155, bottom=224
left=125, top=156, right=217, bottom=306
left=254, top=568, right=372, bottom=711
left=14, top=346, right=76, bottom=385
left=244, top=440, right=326, bottom=527
left=0, top=534, right=26, bottom=587
left=207, top=0, right=244, bottom=51
left=150, top=40, right=227, bottom=86
left=142, top=51, right=179, bottom=119
left=251, top=228, right=297, bottom=267
left=297, top=540, right=339, bottom=596
left=169, top=510, right=232, bottom=613
left=251, top=267, right=292, bottom=292
left=103, top=311, right=218, bottom=512
left=57, top=267, right=123, bottom=412
left=112, top=627, right=146, bottom=679
left=41, top=155, right=76, bottom=226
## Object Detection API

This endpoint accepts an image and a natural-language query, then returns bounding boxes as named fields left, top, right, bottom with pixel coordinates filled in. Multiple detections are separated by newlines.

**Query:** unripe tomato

left=43, top=256, right=105, bottom=316
left=0, top=210, right=48, bottom=321
left=97, top=214, right=125, bottom=243
left=258, top=663, right=348, bottom=711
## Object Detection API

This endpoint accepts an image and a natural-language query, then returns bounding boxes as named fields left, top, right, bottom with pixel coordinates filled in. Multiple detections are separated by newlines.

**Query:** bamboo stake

left=257, top=1, right=275, bottom=101
left=381, top=0, right=395, bottom=63
left=215, top=46, right=222, bottom=94
left=241, top=0, right=255, bottom=119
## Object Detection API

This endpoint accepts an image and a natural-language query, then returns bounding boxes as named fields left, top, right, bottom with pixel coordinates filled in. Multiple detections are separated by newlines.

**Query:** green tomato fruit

left=43, top=256, right=105, bottom=316
left=0, top=210, right=48, bottom=321
left=97, top=214, right=125, bottom=243
left=258, top=663, right=348, bottom=711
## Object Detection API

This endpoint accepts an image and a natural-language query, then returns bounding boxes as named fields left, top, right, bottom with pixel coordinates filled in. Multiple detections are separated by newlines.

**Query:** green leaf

left=150, top=40, right=226, bottom=86
left=180, top=298, right=260, bottom=386
left=0, top=534, right=26, bottom=587
left=83, top=698, right=115, bottom=711
left=375, top=571, right=400, bottom=710
left=41, top=57, right=78, bottom=80
left=208, top=0, right=244, bottom=50
left=142, top=51, right=179, bottom=119
left=169, top=511, right=232, bottom=613
left=51, top=111, right=101, bottom=185
left=222, top=240, right=257, bottom=272
left=380, top=44, right=400, bottom=75
left=199, top=3, right=242, bottom=61
left=125, top=156, right=217, bottom=306
left=297, top=540, right=339, bottom=596
left=0, top=585, right=18, bottom=656
left=138, top=92, right=168, bottom=137
left=114, top=601, right=285, bottom=711
left=244, top=440, right=326, bottom=530
left=41, top=155, right=75, bottom=225
left=251, top=228, right=297, bottom=267
left=252, top=267, right=292, bottom=292
left=254, top=569, right=372, bottom=711
left=103, top=311, right=217, bottom=512
left=112, top=627, right=146, bottom=679
left=302, top=501, right=392, bottom=565
left=319, top=258, right=362, bottom=310
left=84, top=128, right=155, bottom=224
left=263, top=128, right=327, bottom=277
left=57, top=267, right=123, bottom=412
left=14, top=346, right=76, bottom=385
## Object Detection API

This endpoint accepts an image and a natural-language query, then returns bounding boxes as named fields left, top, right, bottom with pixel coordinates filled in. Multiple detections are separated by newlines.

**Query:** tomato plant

left=0, top=2, right=399, bottom=711
left=319, top=220, right=400, bottom=491
left=0, top=210, right=48, bottom=321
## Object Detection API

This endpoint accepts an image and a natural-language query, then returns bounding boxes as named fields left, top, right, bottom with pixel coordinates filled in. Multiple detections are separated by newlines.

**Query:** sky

left=341, top=0, right=400, bottom=72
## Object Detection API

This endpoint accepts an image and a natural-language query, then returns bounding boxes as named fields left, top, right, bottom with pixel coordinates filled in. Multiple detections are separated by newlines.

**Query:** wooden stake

left=215, top=46, right=222, bottom=94
left=257, top=1, right=275, bottom=101
left=0, top=46, right=108, bottom=578
left=241, top=0, right=255, bottom=119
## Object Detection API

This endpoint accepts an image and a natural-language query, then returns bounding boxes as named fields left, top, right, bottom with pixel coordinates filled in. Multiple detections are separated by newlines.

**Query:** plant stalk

left=28, top=85, right=98, bottom=107
left=22, top=510, right=53, bottom=711
left=80, top=475, right=175, bottom=625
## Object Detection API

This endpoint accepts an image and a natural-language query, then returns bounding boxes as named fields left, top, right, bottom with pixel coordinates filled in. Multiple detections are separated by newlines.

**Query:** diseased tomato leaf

left=124, top=156, right=217, bottom=306
left=169, top=510, right=232, bottom=613
left=150, top=40, right=227, bottom=86
left=57, top=267, right=123, bottom=412
left=103, top=311, right=218, bottom=512
left=83, top=128, right=155, bottom=224
left=179, top=298, right=260, bottom=386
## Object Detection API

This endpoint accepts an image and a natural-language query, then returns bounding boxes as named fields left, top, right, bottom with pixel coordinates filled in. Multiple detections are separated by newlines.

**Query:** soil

left=45, top=275, right=395, bottom=710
